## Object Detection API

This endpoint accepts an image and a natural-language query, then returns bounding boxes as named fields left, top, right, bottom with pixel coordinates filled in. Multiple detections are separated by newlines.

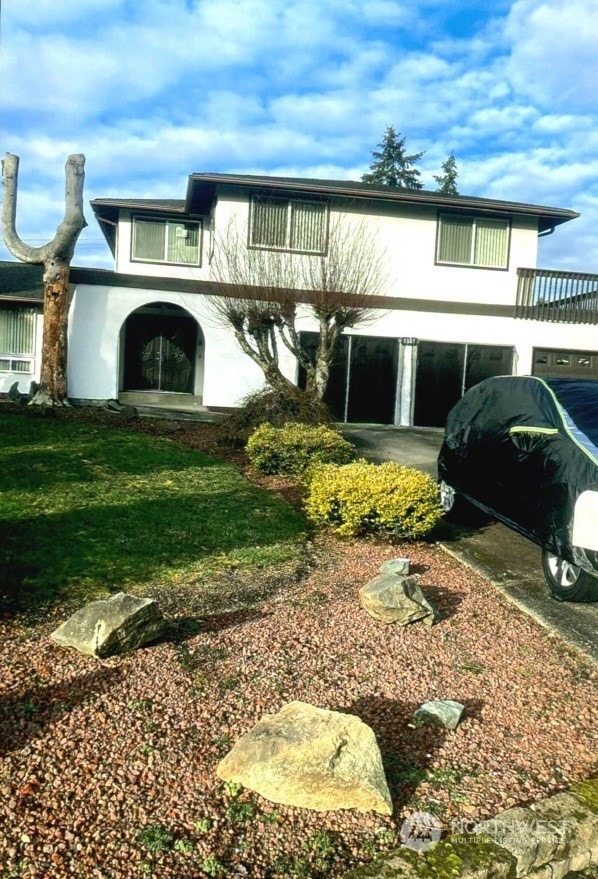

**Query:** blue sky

left=1, top=0, right=597, bottom=272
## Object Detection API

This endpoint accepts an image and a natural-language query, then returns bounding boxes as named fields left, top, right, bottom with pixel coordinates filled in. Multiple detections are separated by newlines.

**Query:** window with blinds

left=250, top=196, right=328, bottom=253
left=437, top=214, right=509, bottom=268
left=132, top=218, right=201, bottom=265
left=0, top=307, right=36, bottom=373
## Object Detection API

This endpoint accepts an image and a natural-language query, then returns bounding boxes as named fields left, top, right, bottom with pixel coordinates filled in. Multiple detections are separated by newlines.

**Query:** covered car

left=438, top=375, right=598, bottom=602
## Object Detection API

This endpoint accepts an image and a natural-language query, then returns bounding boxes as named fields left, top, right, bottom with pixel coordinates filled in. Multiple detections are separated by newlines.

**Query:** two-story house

left=2, top=172, right=596, bottom=425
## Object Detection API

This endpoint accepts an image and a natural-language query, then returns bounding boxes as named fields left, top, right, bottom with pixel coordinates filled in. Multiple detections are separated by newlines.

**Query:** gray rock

left=7, top=382, right=25, bottom=403
left=119, top=404, right=139, bottom=420
left=379, top=557, right=410, bottom=576
left=414, top=699, right=465, bottom=730
left=359, top=573, right=439, bottom=626
left=153, top=419, right=182, bottom=434
left=103, top=400, right=139, bottom=419
left=217, top=701, right=392, bottom=815
left=50, top=592, right=167, bottom=658
left=28, top=381, right=39, bottom=401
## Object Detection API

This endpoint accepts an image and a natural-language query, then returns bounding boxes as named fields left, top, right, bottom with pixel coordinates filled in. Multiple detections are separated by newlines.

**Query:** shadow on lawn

left=0, top=665, right=122, bottom=757
left=0, top=488, right=304, bottom=614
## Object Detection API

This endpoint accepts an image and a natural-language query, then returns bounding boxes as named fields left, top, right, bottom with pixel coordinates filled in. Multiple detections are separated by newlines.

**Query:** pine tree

left=434, top=152, right=459, bottom=196
left=362, top=126, right=424, bottom=189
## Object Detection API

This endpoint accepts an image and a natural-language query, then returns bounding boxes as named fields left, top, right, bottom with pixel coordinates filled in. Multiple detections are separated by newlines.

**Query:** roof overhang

left=186, top=172, right=579, bottom=234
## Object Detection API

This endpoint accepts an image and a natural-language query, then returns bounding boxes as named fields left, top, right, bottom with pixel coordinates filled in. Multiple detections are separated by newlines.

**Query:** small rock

left=379, top=557, right=410, bottom=576
left=359, top=573, right=439, bottom=626
left=7, top=382, right=25, bottom=403
left=153, top=419, right=182, bottom=434
left=414, top=699, right=465, bottom=730
left=50, top=592, right=167, bottom=658
left=217, top=700, right=392, bottom=815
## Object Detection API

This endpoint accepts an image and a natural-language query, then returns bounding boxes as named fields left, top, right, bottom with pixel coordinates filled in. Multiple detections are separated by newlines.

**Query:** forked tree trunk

left=2, top=153, right=87, bottom=405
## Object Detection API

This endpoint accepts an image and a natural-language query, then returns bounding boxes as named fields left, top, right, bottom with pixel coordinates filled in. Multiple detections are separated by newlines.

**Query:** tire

left=541, top=548, right=598, bottom=602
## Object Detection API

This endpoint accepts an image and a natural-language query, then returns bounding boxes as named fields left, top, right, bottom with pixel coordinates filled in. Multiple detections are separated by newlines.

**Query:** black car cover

left=438, top=376, right=598, bottom=571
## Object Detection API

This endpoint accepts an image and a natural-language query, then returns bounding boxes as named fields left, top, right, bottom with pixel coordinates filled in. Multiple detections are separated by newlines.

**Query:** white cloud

left=2, top=0, right=598, bottom=274
left=505, top=0, right=598, bottom=112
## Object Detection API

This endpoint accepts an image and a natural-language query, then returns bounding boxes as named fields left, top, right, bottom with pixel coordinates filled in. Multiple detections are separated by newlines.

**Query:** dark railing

left=516, top=268, right=598, bottom=324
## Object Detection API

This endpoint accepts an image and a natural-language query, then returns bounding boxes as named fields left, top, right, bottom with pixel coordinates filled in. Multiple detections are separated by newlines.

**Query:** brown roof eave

left=187, top=173, right=579, bottom=230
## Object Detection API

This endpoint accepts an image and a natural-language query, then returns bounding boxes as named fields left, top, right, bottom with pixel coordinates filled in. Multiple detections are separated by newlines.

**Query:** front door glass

left=124, top=312, right=197, bottom=393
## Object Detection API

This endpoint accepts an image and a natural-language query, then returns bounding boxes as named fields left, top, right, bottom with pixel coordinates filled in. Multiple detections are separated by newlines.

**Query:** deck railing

left=516, top=268, right=598, bottom=324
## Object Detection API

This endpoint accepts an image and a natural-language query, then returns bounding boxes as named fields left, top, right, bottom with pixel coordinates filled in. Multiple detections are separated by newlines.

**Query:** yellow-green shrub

left=304, top=460, right=442, bottom=538
left=246, top=423, right=356, bottom=475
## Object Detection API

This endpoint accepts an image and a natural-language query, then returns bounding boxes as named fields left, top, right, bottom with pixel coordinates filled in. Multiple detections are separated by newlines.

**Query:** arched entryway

left=121, top=303, right=203, bottom=397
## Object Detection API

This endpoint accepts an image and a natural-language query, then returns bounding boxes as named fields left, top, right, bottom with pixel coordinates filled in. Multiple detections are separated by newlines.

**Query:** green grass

left=0, top=414, right=306, bottom=611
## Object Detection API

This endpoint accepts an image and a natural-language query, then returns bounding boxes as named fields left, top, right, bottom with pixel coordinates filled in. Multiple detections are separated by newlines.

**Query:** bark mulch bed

left=1, top=416, right=596, bottom=878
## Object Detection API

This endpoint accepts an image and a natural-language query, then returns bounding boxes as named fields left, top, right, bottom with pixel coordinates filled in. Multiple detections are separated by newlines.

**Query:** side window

left=132, top=218, right=201, bottom=266
left=437, top=214, right=509, bottom=269
left=250, top=197, right=328, bottom=254
left=0, top=307, right=36, bottom=373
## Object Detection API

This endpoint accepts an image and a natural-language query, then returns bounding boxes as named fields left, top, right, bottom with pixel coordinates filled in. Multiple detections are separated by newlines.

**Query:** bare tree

left=2, top=153, right=87, bottom=405
left=207, top=217, right=390, bottom=400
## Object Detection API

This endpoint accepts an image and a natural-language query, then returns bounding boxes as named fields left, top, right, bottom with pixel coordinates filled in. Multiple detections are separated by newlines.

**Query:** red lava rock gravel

left=0, top=532, right=596, bottom=878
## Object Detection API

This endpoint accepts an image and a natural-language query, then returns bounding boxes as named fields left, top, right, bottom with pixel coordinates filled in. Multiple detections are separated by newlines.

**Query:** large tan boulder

left=359, top=573, right=438, bottom=626
left=217, top=701, right=392, bottom=815
left=50, top=592, right=167, bottom=658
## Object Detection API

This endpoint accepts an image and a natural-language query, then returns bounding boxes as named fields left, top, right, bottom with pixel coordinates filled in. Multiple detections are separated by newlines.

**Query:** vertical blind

left=133, top=219, right=166, bottom=261
left=437, top=216, right=472, bottom=264
left=0, top=308, right=35, bottom=355
left=438, top=215, right=509, bottom=268
left=289, top=201, right=327, bottom=252
left=474, top=220, right=508, bottom=268
left=133, top=219, right=200, bottom=264
left=167, top=223, right=200, bottom=264
left=252, top=198, right=327, bottom=252
left=251, top=199, right=288, bottom=248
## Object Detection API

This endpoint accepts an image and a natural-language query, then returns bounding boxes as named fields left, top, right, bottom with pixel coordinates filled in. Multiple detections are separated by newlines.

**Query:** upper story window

left=132, top=217, right=201, bottom=266
left=0, top=306, right=36, bottom=373
left=250, top=196, right=328, bottom=254
left=436, top=214, right=510, bottom=269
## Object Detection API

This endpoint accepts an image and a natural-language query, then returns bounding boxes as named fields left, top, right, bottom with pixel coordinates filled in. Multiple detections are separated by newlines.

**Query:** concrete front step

left=119, top=391, right=205, bottom=411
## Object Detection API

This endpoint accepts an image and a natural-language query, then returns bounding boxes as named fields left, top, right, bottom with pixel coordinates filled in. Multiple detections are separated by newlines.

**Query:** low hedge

left=246, top=422, right=356, bottom=475
left=304, top=460, right=442, bottom=538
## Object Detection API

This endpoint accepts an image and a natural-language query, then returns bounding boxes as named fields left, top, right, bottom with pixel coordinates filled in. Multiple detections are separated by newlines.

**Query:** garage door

left=533, top=348, right=598, bottom=380
left=414, top=342, right=514, bottom=427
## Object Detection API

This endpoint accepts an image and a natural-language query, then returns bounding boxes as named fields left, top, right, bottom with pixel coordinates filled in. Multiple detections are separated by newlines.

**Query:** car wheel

left=541, top=549, right=598, bottom=602
left=439, top=480, right=458, bottom=514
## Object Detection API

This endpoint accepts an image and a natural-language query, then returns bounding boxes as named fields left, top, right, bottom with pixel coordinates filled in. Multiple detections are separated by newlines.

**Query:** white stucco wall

left=67, top=279, right=598, bottom=419
left=67, top=284, right=268, bottom=407
left=113, top=190, right=540, bottom=307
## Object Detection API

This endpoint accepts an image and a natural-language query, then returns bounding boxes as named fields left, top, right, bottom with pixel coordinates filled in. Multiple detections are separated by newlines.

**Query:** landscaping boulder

left=7, top=381, right=25, bottom=403
left=359, top=573, right=438, bottom=626
left=414, top=699, right=465, bottom=730
left=379, top=557, right=410, bottom=576
left=217, top=700, right=392, bottom=815
left=50, top=592, right=167, bottom=658
left=104, top=400, right=139, bottom=420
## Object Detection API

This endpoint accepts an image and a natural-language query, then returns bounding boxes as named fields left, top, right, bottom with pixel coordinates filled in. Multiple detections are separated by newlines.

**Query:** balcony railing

left=516, top=268, right=598, bottom=324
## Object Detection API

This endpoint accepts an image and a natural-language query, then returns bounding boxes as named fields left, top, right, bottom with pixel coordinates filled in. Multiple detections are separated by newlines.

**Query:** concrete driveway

left=341, top=424, right=598, bottom=663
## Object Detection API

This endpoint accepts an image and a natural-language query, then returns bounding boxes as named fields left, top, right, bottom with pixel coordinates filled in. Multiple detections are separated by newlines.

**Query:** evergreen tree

left=434, top=152, right=459, bottom=196
left=362, top=126, right=424, bottom=189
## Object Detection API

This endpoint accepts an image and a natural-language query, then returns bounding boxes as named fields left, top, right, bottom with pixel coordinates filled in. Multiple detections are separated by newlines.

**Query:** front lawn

left=0, top=412, right=306, bottom=612
left=0, top=409, right=595, bottom=879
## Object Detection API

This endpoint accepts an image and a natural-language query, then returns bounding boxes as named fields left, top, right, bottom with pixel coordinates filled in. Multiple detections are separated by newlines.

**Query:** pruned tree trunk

left=2, top=153, right=87, bottom=405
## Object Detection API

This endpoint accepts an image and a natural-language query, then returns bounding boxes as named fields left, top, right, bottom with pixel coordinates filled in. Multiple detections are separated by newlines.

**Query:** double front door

left=123, top=312, right=197, bottom=394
